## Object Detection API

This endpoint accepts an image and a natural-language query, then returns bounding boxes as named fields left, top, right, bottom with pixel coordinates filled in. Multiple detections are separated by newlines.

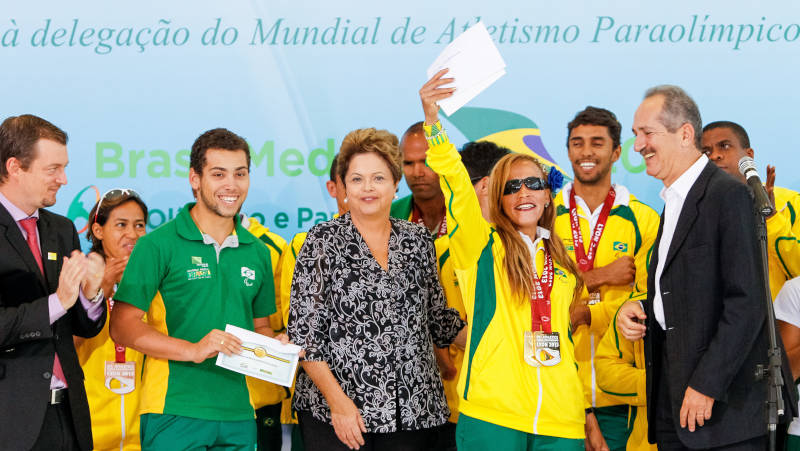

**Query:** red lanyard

left=569, top=187, right=616, bottom=272
left=530, top=249, right=554, bottom=333
left=411, top=204, right=447, bottom=239
left=107, top=297, right=126, bottom=363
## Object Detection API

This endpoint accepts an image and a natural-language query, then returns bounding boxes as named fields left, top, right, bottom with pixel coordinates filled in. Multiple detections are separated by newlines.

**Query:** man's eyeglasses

left=502, top=177, right=549, bottom=195
left=94, top=188, right=141, bottom=224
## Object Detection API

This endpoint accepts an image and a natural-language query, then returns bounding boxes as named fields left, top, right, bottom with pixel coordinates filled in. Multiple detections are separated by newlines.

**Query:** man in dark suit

left=615, top=86, right=795, bottom=450
left=0, top=114, right=106, bottom=451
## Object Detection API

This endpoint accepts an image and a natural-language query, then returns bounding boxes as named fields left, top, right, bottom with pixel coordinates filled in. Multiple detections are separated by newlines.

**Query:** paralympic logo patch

left=241, top=267, right=256, bottom=286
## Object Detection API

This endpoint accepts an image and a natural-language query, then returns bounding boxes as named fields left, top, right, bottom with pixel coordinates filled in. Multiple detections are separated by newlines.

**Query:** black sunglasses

left=503, top=177, right=549, bottom=195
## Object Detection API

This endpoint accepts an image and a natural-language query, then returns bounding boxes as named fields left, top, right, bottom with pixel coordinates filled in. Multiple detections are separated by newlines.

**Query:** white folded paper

left=215, top=324, right=301, bottom=387
left=426, top=22, right=507, bottom=116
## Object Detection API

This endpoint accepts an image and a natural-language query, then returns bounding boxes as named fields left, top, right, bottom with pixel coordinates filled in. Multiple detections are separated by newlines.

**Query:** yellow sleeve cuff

left=423, top=121, right=450, bottom=147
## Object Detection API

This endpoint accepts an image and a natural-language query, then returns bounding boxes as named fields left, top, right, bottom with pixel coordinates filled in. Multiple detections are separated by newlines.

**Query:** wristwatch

left=88, top=288, right=104, bottom=304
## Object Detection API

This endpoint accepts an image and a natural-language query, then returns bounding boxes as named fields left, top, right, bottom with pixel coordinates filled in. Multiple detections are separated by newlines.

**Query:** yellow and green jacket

left=767, top=186, right=800, bottom=299
left=75, top=308, right=145, bottom=451
left=426, top=123, right=585, bottom=439
left=390, top=196, right=467, bottom=423
left=594, top=298, right=656, bottom=451
left=435, top=236, right=467, bottom=423
left=553, top=183, right=660, bottom=409
left=244, top=217, right=291, bottom=411
left=389, top=194, right=416, bottom=221
left=278, top=231, right=309, bottom=425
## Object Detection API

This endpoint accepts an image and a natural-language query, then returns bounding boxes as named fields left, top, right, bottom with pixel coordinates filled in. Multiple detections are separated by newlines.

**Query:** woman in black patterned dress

left=288, top=128, right=465, bottom=451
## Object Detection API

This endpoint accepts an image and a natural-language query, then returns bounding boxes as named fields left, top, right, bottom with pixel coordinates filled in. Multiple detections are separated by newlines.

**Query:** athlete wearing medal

left=75, top=189, right=149, bottom=450
left=421, top=70, right=587, bottom=450
left=554, top=107, right=660, bottom=451
left=524, top=247, right=562, bottom=368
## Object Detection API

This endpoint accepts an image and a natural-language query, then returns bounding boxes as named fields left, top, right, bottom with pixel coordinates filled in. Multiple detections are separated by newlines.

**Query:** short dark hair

left=0, top=114, right=68, bottom=184
left=337, top=128, right=402, bottom=185
left=644, top=85, right=703, bottom=149
left=86, top=191, right=148, bottom=256
left=702, top=121, right=750, bottom=148
left=329, top=153, right=339, bottom=182
left=460, top=141, right=511, bottom=183
left=566, top=106, right=622, bottom=149
left=190, top=128, right=251, bottom=175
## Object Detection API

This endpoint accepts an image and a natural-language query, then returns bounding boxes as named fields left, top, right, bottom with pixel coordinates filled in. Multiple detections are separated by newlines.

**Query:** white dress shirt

left=519, top=226, right=551, bottom=277
left=653, top=154, right=709, bottom=329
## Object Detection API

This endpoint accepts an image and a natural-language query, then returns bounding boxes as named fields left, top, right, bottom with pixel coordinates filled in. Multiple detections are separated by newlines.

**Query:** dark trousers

left=256, top=402, right=283, bottom=451
left=651, top=326, right=767, bottom=451
left=298, top=411, right=435, bottom=451
left=428, top=421, right=456, bottom=451
left=30, top=396, right=80, bottom=451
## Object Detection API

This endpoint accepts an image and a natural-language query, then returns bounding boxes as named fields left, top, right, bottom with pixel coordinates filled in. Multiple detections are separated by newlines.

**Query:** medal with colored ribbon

left=104, top=294, right=136, bottom=395
left=569, top=187, right=615, bottom=305
left=523, top=249, right=561, bottom=367
left=411, top=204, right=447, bottom=239
left=106, top=297, right=127, bottom=363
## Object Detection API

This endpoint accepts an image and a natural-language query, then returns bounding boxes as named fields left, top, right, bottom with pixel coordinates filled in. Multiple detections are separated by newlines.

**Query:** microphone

left=738, top=156, right=774, bottom=217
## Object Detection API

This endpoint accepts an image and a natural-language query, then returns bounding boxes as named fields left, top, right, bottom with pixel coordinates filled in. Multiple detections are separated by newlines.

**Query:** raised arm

left=419, top=69, right=491, bottom=271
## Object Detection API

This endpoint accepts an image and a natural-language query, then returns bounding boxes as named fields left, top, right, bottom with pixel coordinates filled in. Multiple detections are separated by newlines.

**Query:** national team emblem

left=612, top=241, right=628, bottom=252
left=241, top=267, right=256, bottom=286
left=186, top=256, right=211, bottom=280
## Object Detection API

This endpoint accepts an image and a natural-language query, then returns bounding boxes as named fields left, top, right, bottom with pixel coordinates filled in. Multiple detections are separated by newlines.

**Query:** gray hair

left=644, top=85, right=702, bottom=150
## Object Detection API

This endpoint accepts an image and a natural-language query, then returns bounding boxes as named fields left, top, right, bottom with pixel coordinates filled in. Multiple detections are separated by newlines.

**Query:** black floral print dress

left=288, top=213, right=465, bottom=433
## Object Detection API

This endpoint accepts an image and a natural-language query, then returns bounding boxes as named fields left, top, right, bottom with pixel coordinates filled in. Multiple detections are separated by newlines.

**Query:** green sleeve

left=114, top=235, right=163, bottom=312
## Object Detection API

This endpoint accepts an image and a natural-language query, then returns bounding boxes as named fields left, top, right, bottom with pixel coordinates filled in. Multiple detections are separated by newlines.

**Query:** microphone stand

left=753, top=205, right=784, bottom=451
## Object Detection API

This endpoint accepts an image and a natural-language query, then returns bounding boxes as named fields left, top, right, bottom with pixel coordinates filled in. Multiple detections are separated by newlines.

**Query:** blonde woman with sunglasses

left=419, top=71, right=588, bottom=451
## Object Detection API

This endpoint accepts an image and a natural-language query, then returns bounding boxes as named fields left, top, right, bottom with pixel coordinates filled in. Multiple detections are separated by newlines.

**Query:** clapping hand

left=82, top=251, right=106, bottom=299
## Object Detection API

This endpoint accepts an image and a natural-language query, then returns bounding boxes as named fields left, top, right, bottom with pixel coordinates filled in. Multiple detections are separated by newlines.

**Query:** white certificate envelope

left=426, top=22, right=507, bottom=116
left=215, top=324, right=301, bottom=387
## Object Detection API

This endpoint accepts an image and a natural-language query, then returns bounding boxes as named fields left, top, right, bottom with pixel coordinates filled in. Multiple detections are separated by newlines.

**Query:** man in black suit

left=0, top=114, right=106, bottom=451
left=616, top=86, right=795, bottom=449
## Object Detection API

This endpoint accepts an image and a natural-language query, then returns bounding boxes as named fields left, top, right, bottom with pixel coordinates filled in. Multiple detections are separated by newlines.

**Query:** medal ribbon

left=107, top=297, right=126, bottom=363
left=411, top=204, right=447, bottom=239
left=531, top=250, right=554, bottom=333
left=569, top=187, right=616, bottom=272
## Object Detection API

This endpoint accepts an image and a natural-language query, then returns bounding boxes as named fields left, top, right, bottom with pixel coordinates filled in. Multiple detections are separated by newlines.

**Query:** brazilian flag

left=442, top=107, right=570, bottom=176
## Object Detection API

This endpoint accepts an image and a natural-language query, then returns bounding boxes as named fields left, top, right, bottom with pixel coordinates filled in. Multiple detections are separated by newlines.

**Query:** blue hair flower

left=547, top=166, right=564, bottom=194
